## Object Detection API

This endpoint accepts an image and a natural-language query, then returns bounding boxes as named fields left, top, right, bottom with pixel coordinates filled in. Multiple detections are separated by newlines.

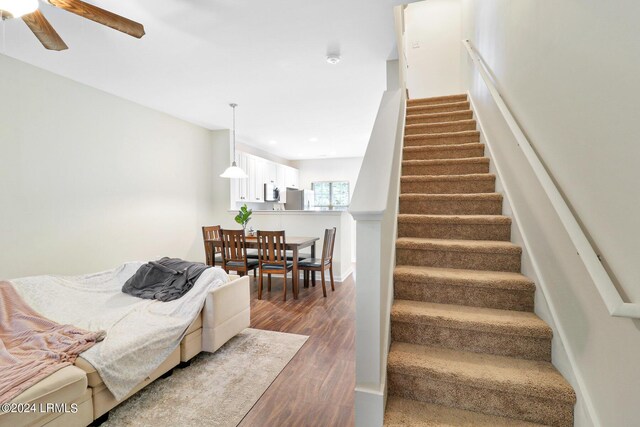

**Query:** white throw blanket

left=11, top=262, right=229, bottom=401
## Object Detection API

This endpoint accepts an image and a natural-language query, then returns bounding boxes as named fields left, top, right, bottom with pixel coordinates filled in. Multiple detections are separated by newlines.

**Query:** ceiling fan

left=0, top=0, right=145, bottom=51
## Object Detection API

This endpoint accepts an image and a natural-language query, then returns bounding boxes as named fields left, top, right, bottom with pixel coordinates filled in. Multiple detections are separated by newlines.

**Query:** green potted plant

left=235, top=204, right=253, bottom=232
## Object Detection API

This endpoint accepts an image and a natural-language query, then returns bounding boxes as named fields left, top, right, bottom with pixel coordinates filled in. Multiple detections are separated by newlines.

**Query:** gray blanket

left=122, top=257, right=210, bottom=302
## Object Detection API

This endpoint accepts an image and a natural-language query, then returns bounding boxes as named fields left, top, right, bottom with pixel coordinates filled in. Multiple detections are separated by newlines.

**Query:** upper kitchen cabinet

left=284, top=165, right=299, bottom=189
left=231, top=151, right=298, bottom=205
left=234, top=152, right=249, bottom=202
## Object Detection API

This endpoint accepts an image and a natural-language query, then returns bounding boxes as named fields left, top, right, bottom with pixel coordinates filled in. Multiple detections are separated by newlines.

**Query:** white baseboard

left=355, top=385, right=385, bottom=427
left=300, top=267, right=353, bottom=283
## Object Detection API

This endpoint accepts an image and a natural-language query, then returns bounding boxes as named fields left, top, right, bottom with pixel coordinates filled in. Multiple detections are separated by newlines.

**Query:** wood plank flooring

left=238, top=273, right=355, bottom=427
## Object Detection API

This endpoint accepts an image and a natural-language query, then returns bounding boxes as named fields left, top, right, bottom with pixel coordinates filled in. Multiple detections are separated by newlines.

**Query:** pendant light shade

left=220, top=161, right=248, bottom=179
left=220, top=103, right=248, bottom=179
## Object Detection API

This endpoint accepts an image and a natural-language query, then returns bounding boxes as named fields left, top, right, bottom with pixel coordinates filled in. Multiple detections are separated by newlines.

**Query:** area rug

left=102, top=328, right=308, bottom=427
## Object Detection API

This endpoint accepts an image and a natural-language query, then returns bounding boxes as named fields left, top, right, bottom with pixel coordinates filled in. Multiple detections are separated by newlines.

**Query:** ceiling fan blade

left=22, top=10, right=68, bottom=51
left=48, top=0, right=145, bottom=38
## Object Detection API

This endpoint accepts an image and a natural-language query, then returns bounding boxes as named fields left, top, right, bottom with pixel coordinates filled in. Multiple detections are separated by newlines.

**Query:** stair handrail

left=463, top=39, right=640, bottom=318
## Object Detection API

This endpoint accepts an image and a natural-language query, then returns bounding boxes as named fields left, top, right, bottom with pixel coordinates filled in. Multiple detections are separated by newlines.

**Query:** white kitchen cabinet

left=234, top=152, right=249, bottom=202
left=264, top=161, right=278, bottom=184
left=276, top=164, right=287, bottom=203
left=285, top=166, right=299, bottom=189
left=230, top=151, right=298, bottom=206
left=252, top=157, right=265, bottom=203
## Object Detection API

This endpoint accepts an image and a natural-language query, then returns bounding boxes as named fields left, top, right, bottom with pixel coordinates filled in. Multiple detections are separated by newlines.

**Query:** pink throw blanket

left=0, top=280, right=105, bottom=403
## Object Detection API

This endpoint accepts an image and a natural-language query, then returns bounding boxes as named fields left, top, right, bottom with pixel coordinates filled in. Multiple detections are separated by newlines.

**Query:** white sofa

left=0, top=275, right=250, bottom=427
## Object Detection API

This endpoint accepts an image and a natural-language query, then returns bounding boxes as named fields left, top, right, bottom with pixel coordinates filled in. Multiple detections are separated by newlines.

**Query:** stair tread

left=385, top=397, right=544, bottom=426
left=401, top=173, right=495, bottom=182
left=391, top=300, right=551, bottom=338
left=405, top=130, right=480, bottom=140
left=408, top=94, right=468, bottom=104
left=394, top=265, right=534, bottom=291
left=406, top=110, right=473, bottom=121
left=404, top=142, right=483, bottom=152
left=407, top=101, right=470, bottom=112
left=400, top=193, right=502, bottom=201
left=398, top=214, right=511, bottom=225
left=403, top=157, right=489, bottom=166
left=388, top=342, right=576, bottom=403
left=396, top=237, right=521, bottom=254
left=406, top=119, right=476, bottom=128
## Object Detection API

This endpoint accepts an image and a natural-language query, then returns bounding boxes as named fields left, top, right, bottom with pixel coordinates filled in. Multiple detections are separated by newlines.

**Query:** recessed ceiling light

left=268, top=140, right=278, bottom=145
left=309, top=137, right=319, bottom=143
left=326, top=54, right=341, bottom=65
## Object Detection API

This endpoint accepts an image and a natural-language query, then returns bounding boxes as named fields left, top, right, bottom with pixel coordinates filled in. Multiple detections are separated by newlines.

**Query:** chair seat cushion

left=262, top=262, right=293, bottom=270
left=225, top=260, right=258, bottom=268
left=298, top=258, right=330, bottom=268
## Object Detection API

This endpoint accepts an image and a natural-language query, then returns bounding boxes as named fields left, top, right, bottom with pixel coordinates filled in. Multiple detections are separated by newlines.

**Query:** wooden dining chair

left=256, top=230, right=293, bottom=301
left=299, top=227, right=336, bottom=297
left=202, top=225, right=223, bottom=266
left=220, top=229, right=259, bottom=277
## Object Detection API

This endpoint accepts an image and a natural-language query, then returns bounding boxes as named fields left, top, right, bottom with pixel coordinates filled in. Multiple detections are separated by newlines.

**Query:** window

left=312, top=181, right=350, bottom=208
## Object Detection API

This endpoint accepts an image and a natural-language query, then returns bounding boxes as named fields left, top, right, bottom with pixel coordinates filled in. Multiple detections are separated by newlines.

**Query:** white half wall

left=461, top=1, right=640, bottom=425
left=405, top=0, right=463, bottom=98
left=0, top=55, right=215, bottom=279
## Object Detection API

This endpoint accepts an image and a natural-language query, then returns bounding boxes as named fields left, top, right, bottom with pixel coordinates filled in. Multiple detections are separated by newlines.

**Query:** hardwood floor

left=238, top=272, right=355, bottom=427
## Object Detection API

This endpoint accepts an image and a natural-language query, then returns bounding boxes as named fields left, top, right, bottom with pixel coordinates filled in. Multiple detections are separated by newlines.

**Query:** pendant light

left=220, top=103, right=248, bottom=179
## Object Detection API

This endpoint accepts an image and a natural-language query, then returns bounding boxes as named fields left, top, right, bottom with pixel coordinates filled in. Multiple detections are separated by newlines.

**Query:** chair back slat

left=202, top=225, right=221, bottom=265
left=257, top=230, right=287, bottom=265
left=322, top=227, right=337, bottom=262
left=220, top=229, right=248, bottom=266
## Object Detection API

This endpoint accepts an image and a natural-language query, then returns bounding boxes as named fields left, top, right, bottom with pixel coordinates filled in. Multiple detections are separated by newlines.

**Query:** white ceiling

left=0, top=0, right=410, bottom=159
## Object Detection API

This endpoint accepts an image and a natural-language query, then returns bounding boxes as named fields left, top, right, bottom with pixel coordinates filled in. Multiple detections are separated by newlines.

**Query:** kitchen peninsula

left=239, top=209, right=353, bottom=282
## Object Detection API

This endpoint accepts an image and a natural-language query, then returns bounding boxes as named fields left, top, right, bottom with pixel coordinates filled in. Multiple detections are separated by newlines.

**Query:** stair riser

left=399, top=198, right=503, bottom=215
left=394, top=280, right=534, bottom=312
left=398, top=222, right=510, bottom=241
left=406, top=111, right=473, bottom=125
left=405, top=122, right=476, bottom=136
left=404, top=133, right=480, bottom=147
left=403, top=146, right=484, bottom=161
left=401, top=179, right=495, bottom=194
left=403, top=161, right=489, bottom=176
left=408, top=96, right=467, bottom=107
left=408, top=102, right=470, bottom=115
left=391, top=322, right=551, bottom=361
left=387, top=373, right=574, bottom=427
left=396, top=248, right=521, bottom=272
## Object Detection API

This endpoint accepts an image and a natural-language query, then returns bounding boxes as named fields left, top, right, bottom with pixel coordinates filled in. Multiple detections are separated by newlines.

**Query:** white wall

left=461, top=1, right=640, bottom=425
left=0, top=55, right=216, bottom=279
left=293, top=157, right=363, bottom=194
left=405, top=0, right=463, bottom=99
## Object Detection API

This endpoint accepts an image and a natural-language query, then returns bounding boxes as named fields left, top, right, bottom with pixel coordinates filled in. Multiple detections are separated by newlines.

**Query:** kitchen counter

left=228, top=209, right=349, bottom=215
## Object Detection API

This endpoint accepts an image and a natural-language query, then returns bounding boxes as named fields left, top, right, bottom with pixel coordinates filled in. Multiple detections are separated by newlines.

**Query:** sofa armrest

left=201, top=275, right=250, bottom=352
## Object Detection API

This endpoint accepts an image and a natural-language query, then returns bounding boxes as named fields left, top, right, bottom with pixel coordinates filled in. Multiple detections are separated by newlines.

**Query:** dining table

left=205, top=235, right=320, bottom=299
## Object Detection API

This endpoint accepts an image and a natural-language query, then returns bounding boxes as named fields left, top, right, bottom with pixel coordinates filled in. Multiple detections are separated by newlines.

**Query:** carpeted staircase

left=384, top=94, right=576, bottom=426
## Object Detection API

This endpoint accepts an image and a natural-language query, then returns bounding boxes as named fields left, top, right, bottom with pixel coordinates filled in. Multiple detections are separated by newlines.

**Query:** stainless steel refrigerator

left=284, top=188, right=314, bottom=210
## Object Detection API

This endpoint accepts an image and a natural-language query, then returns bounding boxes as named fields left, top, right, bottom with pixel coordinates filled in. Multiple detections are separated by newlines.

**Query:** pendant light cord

left=232, top=104, right=236, bottom=163
left=230, top=103, right=238, bottom=164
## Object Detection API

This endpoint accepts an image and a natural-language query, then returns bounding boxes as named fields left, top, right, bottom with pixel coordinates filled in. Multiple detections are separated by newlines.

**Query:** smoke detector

left=326, top=54, right=341, bottom=65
